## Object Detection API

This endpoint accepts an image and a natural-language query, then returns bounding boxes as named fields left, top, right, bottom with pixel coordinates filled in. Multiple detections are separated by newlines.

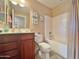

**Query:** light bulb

left=19, top=3, right=25, bottom=7
left=10, top=0, right=17, bottom=5
left=20, top=0, right=25, bottom=3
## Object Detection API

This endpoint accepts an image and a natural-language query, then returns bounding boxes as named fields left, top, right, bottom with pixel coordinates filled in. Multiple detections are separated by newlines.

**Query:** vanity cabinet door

left=0, top=34, right=20, bottom=59
left=21, top=34, right=35, bottom=59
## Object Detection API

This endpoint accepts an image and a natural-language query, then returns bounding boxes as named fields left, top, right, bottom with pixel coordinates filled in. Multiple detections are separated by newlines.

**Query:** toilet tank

left=35, top=33, right=43, bottom=43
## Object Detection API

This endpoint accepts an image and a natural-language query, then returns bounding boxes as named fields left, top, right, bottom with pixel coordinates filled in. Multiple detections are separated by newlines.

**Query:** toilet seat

left=38, top=42, right=51, bottom=53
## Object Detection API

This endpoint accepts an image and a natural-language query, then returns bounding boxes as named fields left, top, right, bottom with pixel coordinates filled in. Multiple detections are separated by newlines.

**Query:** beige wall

left=51, top=1, right=71, bottom=44
left=30, top=10, right=45, bottom=34
left=28, top=0, right=52, bottom=34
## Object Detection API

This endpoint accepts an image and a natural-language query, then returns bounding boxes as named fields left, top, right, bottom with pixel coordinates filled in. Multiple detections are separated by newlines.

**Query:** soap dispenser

left=3, top=23, right=9, bottom=32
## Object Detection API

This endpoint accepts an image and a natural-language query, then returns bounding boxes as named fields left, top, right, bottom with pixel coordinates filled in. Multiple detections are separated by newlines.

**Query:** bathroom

left=0, top=0, right=77, bottom=59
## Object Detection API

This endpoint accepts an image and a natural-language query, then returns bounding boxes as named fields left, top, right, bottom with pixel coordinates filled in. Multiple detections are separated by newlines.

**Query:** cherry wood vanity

left=0, top=33, right=35, bottom=59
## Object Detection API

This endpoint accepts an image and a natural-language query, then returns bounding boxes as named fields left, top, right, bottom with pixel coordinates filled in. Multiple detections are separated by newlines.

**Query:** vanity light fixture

left=10, top=0, right=17, bottom=5
left=20, top=0, right=25, bottom=3
left=19, top=3, right=25, bottom=7
left=10, top=0, right=27, bottom=7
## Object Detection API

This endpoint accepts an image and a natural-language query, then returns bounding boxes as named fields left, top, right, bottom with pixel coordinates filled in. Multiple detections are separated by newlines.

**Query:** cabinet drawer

left=0, top=35, right=4, bottom=40
left=10, top=56, right=18, bottom=59
left=1, top=42, right=18, bottom=52
left=2, top=50, right=18, bottom=57
left=21, top=34, right=34, bottom=40
left=0, top=44, right=3, bottom=53
left=2, top=35, right=17, bottom=43
left=0, top=56, right=18, bottom=59
left=0, top=35, right=4, bottom=43
left=0, top=50, right=18, bottom=59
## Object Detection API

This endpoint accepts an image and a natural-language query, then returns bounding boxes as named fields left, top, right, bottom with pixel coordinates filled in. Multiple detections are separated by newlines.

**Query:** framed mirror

left=6, top=0, right=30, bottom=29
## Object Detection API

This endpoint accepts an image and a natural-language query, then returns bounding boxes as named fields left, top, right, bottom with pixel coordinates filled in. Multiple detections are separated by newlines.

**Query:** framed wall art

left=32, top=10, right=39, bottom=25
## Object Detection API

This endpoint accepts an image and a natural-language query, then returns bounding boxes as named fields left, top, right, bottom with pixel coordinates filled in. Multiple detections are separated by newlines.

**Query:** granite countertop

left=0, top=29, right=34, bottom=34
left=0, top=32, right=34, bottom=34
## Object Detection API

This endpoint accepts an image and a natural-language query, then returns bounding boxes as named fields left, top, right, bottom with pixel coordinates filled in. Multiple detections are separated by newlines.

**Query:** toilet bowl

left=35, top=33, right=51, bottom=59
left=39, top=42, right=51, bottom=53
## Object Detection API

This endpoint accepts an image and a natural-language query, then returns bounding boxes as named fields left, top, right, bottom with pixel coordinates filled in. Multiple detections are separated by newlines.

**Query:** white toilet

left=35, top=33, right=51, bottom=59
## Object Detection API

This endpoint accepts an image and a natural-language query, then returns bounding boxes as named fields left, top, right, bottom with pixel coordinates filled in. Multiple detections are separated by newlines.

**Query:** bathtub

left=45, top=39, right=67, bottom=58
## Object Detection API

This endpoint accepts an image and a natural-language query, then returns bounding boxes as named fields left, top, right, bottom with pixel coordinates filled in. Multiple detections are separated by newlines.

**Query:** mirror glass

left=6, top=0, right=30, bottom=29
left=0, top=0, right=5, bottom=25
left=13, top=15, right=26, bottom=28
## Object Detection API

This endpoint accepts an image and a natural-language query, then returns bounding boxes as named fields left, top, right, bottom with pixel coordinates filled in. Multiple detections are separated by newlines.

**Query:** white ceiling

left=37, top=0, right=66, bottom=9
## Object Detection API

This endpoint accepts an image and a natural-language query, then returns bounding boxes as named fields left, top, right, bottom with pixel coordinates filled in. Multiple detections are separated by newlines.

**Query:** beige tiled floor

left=35, top=51, right=65, bottom=59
